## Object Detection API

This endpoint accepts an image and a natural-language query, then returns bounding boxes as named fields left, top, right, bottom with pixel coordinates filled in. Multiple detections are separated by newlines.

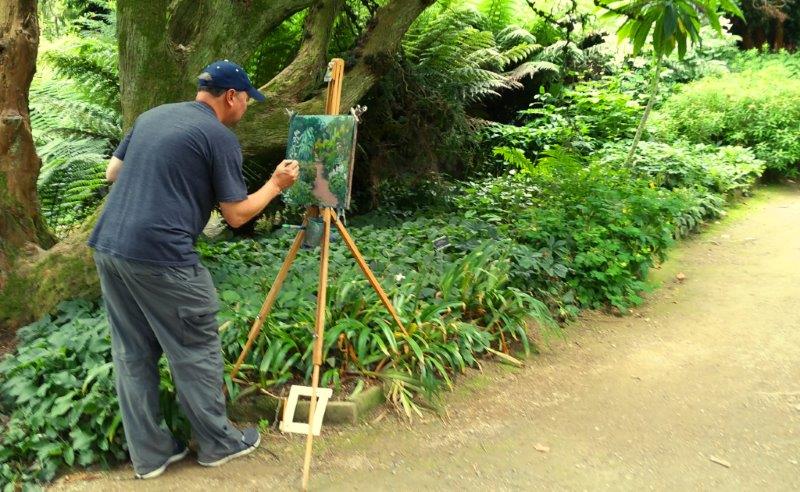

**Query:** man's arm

left=219, top=159, right=299, bottom=228
left=106, top=156, right=124, bottom=182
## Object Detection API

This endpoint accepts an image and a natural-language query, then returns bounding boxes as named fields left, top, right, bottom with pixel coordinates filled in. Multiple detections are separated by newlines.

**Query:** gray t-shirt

left=89, top=101, right=247, bottom=266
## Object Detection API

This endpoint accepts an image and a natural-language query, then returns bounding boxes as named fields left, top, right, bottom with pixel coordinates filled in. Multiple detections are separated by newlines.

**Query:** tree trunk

left=0, top=0, right=54, bottom=312
left=773, top=17, right=785, bottom=50
left=0, top=0, right=435, bottom=331
left=117, top=0, right=317, bottom=130
left=117, top=0, right=435, bottom=159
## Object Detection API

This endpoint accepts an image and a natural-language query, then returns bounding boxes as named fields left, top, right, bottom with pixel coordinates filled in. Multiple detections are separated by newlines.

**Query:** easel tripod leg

left=302, top=207, right=332, bottom=490
left=229, top=221, right=307, bottom=384
left=332, top=215, right=410, bottom=337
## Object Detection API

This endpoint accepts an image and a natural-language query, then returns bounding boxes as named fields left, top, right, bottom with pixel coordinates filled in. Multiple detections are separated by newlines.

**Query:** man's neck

left=195, top=93, right=224, bottom=123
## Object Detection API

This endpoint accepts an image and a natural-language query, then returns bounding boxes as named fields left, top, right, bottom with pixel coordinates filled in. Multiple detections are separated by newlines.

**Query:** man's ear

left=225, top=88, right=237, bottom=106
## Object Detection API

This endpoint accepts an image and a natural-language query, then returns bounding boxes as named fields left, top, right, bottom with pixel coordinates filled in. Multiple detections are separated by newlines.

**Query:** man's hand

left=219, top=159, right=299, bottom=228
left=269, top=159, right=299, bottom=191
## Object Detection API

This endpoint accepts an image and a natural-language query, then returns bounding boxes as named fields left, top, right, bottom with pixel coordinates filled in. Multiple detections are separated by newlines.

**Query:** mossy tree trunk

left=0, top=0, right=434, bottom=332
left=0, top=0, right=56, bottom=328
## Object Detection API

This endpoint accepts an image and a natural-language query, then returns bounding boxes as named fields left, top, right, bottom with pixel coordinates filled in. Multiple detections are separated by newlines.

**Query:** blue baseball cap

left=197, top=59, right=266, bottom=102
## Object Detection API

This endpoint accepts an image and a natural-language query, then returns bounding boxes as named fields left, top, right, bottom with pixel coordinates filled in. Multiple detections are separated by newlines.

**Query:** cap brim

left=246, top=86, right=266, bottom=102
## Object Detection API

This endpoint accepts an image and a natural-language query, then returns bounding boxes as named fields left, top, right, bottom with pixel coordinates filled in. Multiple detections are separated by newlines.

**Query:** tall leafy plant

left=595, top=0, right=744, bottom=166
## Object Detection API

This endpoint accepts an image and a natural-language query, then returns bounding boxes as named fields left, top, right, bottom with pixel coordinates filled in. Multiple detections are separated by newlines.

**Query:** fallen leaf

left=709, top=456, right=731, bottom=468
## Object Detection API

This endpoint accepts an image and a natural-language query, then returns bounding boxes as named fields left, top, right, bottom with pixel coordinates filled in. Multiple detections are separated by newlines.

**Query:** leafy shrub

left=0, top=301, right=123, bottom=486
left=355, top=2, right=563, bottom=188
left=201, top=224, right=559, bottom=408
left=482, top=77, right=641, bottom=171
left=528, top=159, right=675, bottom=308
left=654, top=63, right=800, bottom=177
left=452, top=146, right=749, bottom=310
left=601, top=140, right=765, bottom=195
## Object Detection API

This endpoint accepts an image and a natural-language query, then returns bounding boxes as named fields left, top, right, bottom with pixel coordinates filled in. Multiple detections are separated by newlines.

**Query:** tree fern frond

left=499, top=42, right=540, bottom=67
left=504, top=60, right=561, bottom=82
left=31, top=4, right=121, bottom=235
left=44, top=41, right=120, bottom=110
left=539, top=40, right=586, bottom=65
left=496, top=25, right=537, bottom=49
left=476, top=0, right=517, bottom=33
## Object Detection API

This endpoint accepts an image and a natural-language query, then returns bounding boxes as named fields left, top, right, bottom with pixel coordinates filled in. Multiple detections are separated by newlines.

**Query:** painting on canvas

left=283, top=114, right=357, bottom=209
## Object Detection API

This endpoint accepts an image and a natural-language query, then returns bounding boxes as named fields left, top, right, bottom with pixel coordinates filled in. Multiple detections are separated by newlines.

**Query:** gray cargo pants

left=93, top=251, right=243, bottom=474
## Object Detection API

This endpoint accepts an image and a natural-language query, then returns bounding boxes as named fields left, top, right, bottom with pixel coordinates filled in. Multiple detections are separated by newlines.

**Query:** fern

left=538, top=40, right=587, bottom=67
left=31, top=2, right=121, bottom=236
left=493, top=145, right=534, bottom=172
left=403, top=6, right=547, bottom=102
left=505, top=60, right=560, bottom=82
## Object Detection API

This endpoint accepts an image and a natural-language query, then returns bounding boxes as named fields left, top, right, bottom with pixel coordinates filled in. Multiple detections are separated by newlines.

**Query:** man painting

left=89, top=60, right=299, bottom=479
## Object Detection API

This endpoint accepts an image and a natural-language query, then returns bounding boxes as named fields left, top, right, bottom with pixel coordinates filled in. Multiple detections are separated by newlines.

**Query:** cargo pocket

left=177, top=304, right=220, bottom=346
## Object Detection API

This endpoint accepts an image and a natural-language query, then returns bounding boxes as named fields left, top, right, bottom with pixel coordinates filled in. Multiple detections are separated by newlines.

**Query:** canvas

left=283, top=114, right=358, bottom=209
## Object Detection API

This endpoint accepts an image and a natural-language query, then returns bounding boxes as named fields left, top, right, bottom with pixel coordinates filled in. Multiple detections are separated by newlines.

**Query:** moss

left=0, top=272, right=32, bottom=329
left=0, top=245, right=100, bottom=332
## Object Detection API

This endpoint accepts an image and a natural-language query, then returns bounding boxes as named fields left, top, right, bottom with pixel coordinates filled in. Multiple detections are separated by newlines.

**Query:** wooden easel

left=228, top=58, right=409, bottom=491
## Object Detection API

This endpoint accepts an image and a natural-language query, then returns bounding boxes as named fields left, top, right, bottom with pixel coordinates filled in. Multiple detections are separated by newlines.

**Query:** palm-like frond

left=496, top=25, right=537, bottom=49
left=43, top=36, right=120, bottom=111
left=30, top=80, right=121, bottom=140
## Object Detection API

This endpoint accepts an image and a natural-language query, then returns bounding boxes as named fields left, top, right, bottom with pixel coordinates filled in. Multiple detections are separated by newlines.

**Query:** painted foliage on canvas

left=283, top=115, right=357, bottom=209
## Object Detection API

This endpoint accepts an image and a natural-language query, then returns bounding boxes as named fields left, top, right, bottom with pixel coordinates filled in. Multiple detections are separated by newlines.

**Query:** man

left=89, top=60, right=299, bottom=479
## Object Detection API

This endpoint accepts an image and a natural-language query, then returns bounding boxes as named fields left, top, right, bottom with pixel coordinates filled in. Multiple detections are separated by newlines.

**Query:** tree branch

left=237, top=0, right=436, bottom=157
left=172, top=0, right=317, bottom=68
left=260, top=0, right=342, bottom=104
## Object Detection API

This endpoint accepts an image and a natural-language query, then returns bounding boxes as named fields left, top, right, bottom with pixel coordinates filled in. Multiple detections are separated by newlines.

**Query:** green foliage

left=0, top=300, right=187, bottom=488
left=0, top=301, right=124, bottom=486
left=482, top=77, right=641, bottom=171
left=597, top=0, right=742, bottom=60
left=654, top=62, right=800, bottom=176
left=453, top=157, right=678, bottom=310
left=357, top=1, right=563, bottom=182
left=245, top=11, right=306, bottom=86
left=200, top=223, right=559, bottom=416
left=457, top=137, right=765, bottom=309
left=403, top=8, right=543, bottom=102
left=601, top=140, right=765, bottom=195
left=31, top=3, right=121, bottom=236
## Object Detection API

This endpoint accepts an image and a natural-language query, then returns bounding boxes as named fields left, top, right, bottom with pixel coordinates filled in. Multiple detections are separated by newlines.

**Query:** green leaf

left=221, top=290, right=241, bottom=303
left=50, top=391, right=76, bottom=417
left=64, top=446, right=75, bottom=466
left=82, top=361, right=112, bottom=393
left=70, top=428, right=94, bottom=451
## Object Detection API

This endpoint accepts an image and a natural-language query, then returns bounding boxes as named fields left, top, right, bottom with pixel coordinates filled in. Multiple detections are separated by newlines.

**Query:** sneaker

left=135, top=442, right=189, bottom=480
left=197, top=428, right=261, bottom=467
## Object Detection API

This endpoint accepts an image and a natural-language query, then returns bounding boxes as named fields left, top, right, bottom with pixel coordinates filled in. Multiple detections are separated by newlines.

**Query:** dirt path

left=53, top=185, right=800, bottom=491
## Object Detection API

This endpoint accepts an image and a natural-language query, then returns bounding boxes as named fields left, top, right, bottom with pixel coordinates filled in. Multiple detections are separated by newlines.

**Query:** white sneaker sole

left=197, top=433, right=261, bottom=467
left=135, top=447, right=190, bottom=479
